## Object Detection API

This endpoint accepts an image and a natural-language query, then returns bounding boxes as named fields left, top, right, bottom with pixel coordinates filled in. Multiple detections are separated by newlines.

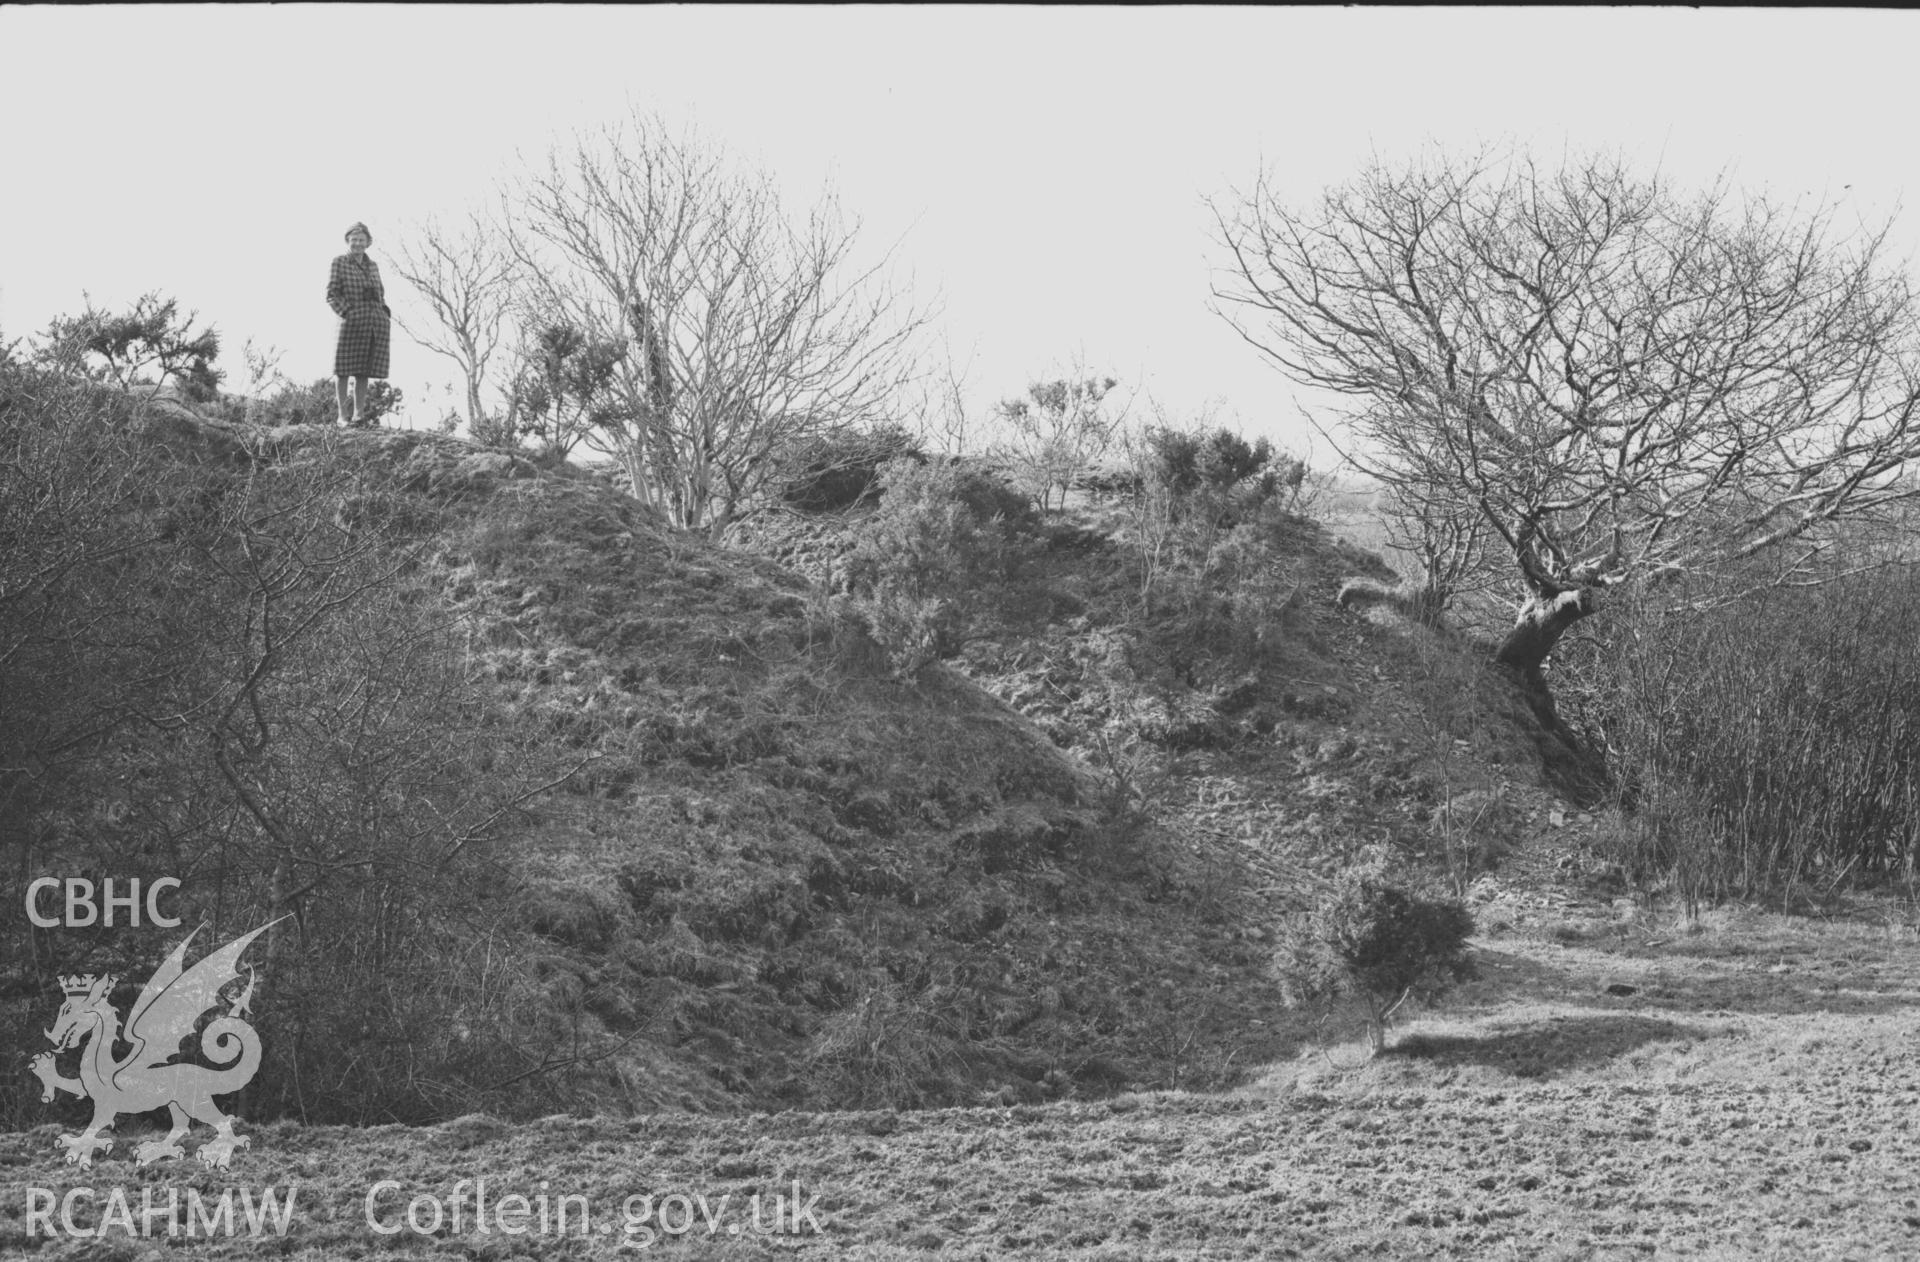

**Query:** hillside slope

left=374, top=427, right=1261, bottom=1112
left=10, top=387, right=1615, bottom=1135
left=738, top=481, right=1604, bottom=900
left=15, top=397, right=1920, bottom=1260
left=17, top=402, right=1464, bottom=1123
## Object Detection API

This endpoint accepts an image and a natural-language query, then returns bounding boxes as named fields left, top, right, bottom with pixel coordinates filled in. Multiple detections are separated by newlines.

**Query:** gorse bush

left=941, top=460, right=1041, bottom=528
left=1120, top=424, right=1309, bottom=656
left=502, top=320, right=631, bottom=459
left=35, top=292, right=223, bottom=401
left=776, top=424, right=925, bottom=512
left=254, top=376, right=405, bottom=428
left=1141, top=425, right=1304, bottom=513
left=840, top=457, right=1036, bottom=676
left=1278, top=862, right=1475, bottom=1055
left=1145, top=426, right=1265, bottom=498
left=1588, top=567, right=1920, bottom=903
left=993, top=375, right=1123, bottom=513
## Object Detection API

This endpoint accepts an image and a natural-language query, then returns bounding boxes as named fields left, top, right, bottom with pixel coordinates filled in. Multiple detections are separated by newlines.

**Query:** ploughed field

left=6, top=899, right=1919, bottom=1260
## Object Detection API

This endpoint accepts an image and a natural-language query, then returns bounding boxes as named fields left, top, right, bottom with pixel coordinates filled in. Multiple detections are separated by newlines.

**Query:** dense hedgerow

left=1577, top=563, right=1920, bottom=901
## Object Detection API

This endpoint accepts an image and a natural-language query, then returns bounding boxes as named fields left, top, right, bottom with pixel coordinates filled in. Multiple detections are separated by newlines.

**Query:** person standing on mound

left=327, top=221, right=391, bottom=427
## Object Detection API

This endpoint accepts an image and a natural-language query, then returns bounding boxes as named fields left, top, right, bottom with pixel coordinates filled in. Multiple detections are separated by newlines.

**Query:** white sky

left=3, top=6, right=1916, bottom=455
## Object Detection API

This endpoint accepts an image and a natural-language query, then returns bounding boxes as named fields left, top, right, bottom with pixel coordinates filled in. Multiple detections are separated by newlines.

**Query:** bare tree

left=992, top=369, right=1129, bottom=513
left=389, top=213, right=517, bottom=437
left=500, top=110, right=928, bottom=535
left=1212, top=148, right=1920, bottom=703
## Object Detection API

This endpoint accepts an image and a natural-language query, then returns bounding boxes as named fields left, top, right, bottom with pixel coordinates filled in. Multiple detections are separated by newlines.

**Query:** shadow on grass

left=1463, top=944, right=1920, bottom=1019
left=1388, top=1013, right=1708, bottom=1079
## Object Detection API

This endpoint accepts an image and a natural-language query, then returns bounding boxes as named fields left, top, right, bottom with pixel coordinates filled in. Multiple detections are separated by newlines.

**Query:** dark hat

left=345, top=222, right=371, bottom=242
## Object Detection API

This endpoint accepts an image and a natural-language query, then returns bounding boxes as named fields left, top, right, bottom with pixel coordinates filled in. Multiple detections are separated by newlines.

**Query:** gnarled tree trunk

left=1495, top=586, right=1597, bottom=679
left=1493, top=584, right=1601, bottom=771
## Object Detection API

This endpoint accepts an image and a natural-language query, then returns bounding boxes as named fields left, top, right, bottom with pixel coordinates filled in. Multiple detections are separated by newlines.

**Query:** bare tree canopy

left=1211, top=149, right=1920, bottom=682
left=499, top=110, right=929, bottom=535
left=389, top=213, right=516, bottom=435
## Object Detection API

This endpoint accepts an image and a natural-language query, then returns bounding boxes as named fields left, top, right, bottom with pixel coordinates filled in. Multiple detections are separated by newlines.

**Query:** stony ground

left=7, top=894, right=1918, bottom=1261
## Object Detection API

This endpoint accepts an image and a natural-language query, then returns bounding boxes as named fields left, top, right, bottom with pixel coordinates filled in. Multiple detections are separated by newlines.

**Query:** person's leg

left=335, top=376, right=351, bottom=426
left=352, top=377, right=370, bottom=425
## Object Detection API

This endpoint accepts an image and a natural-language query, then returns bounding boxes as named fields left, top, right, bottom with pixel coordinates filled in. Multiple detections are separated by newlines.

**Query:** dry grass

left=6, top=900, right=1918, bottom=1258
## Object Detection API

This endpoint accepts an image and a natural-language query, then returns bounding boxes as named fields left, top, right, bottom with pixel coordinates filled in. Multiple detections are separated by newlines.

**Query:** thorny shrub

left=253, top=376, right=405, bottom=428
left=1277, top=860, right=1475, bottom=1056
left=34, top=291, right=223, bottom=401
left=776, top=423, right=925, bottom=512
left=1124, top=425, right=1306, bottom=623
left=840, top=457, right=1038, bottom=677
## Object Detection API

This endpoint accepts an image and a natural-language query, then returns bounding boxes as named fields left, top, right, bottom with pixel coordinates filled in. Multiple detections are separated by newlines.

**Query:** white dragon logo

left=29, top=920, right=282, bottom=1170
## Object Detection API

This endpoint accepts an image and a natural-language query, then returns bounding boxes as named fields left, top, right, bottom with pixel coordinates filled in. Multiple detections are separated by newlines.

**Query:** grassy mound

left=402, top=435, right=1310, bottom=1112
left=5, top=388, right=1340, bottom=1124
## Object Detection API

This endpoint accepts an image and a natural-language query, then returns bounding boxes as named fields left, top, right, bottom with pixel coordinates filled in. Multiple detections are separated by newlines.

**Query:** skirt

left=334, top=305, right=391, bottom=379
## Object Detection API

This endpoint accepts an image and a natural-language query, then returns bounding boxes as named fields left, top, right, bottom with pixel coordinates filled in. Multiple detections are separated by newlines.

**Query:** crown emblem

left=60, top=974, right=104, bottom=996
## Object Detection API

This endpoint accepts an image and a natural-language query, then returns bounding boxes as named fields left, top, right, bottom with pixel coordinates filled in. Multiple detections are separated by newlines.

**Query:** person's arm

left=327, top=256, right=350, bottom=317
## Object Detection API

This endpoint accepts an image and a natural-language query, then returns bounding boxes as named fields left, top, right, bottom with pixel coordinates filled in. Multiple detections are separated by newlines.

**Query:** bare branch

left=390, top=213, right=518, bottom=435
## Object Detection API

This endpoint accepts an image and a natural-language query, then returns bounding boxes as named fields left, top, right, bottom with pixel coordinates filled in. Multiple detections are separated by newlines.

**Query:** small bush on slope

left=1278, top=861, right=1475, bottom=1056
left=840, top=457, right=1039, bottom=676
left=252, top=376, right=405, bottom=427
left=1115, top=427, right=1312, bottom=659
left=1143, top=425, right=1282, bottom=500
left=775, top=423, right=925, bottom=512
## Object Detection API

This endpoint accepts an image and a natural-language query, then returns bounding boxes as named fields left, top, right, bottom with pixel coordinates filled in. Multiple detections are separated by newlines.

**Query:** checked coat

left=327, top=252, right=391, bottom=379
